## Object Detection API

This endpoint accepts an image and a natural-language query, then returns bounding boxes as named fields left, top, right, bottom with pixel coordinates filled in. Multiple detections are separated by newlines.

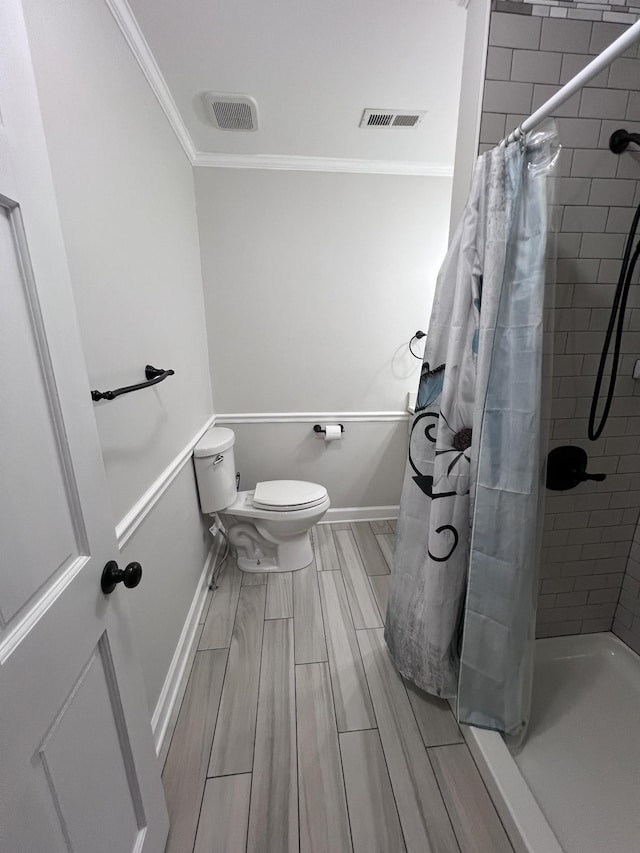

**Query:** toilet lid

left=253, top=480, right=328, bottom=511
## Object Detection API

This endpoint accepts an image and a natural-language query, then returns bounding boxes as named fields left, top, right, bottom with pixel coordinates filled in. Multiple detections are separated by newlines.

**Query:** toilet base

left=237, top=556, right=298, bottom=573
left=221, top=516, right=315, bottom=573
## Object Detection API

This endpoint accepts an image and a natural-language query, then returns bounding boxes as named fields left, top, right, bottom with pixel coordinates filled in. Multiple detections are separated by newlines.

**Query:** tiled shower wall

left=478, top=9, right=640, bottom=638
left=614, top=517, right=640, bottom=651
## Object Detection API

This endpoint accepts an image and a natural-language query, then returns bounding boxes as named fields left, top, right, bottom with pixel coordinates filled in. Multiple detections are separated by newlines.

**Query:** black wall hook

left=91, top=365, right=175, bottom=402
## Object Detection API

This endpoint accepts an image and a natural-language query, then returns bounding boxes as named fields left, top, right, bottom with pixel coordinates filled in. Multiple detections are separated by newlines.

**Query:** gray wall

left=195, top=167, right=452, bottom=509
left=479, top=7, right=640, bottom=638
left=22, top=0, right=213, bottom=715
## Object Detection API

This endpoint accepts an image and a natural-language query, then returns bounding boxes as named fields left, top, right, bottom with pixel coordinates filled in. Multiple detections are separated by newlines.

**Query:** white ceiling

left=127, top=0, right=467, bottom=167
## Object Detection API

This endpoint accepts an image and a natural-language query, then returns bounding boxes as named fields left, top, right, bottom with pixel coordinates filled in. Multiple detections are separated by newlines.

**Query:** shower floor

left=514, top=633, right=640, bottom=853
left=467, top=632, right=640, bottom=853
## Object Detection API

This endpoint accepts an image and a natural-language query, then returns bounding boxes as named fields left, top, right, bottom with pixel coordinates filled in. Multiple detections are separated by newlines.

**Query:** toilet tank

left=194, top=427, right=237, bottom=513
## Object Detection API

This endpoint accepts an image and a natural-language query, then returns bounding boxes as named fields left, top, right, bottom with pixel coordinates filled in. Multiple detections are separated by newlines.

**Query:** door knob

left=101, top=560, right=143, bottom=594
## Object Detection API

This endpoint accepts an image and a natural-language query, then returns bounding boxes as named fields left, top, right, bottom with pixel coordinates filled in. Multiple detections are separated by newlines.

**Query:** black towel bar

left=91, top=365, right=175, bottom=402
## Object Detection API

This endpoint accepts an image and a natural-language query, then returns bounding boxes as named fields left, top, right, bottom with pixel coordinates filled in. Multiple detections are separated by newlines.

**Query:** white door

left=0, top=3, right=169, bottom=852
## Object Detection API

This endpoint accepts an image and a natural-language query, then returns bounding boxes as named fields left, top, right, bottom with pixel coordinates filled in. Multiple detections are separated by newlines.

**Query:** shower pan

left=464, top=633, right=640, bottom=853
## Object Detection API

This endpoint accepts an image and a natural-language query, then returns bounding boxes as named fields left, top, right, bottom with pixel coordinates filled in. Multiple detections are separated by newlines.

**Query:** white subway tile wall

left=481, top=11, right=640, bottom=640
left=613, top=519, right=640, bottom=652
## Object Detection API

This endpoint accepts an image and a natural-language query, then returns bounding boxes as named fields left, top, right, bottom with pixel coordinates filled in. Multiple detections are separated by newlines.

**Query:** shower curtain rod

left=502, top=18, right=640, bottom=146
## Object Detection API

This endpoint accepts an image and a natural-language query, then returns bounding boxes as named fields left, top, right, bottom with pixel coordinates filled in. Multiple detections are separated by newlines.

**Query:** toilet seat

left=253, top=480, right=328, bottom=512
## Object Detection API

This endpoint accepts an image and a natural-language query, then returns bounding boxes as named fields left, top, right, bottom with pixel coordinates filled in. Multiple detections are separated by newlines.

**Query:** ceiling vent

left=360, top=109, right=426, bottom=129
left=205, top=93, right=259, bottom=132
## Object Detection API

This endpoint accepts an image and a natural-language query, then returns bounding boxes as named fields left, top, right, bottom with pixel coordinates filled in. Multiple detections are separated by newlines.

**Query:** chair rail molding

left=215, top=411, right=410, bottom=424
left=104, top=0, right=454, bottom=178
left=115, top=415, right=215, bottom=548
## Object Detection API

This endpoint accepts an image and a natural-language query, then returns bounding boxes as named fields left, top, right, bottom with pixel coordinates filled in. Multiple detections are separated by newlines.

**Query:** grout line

left=335, top=725, right=378, bottom=734
left=245, top=592, right=268, bottom=850
left=293, top=625, right=301, bottom=853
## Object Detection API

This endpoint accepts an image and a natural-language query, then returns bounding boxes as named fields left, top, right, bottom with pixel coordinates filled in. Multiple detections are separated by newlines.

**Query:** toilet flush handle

left=212, top=454, right=225, bottom=466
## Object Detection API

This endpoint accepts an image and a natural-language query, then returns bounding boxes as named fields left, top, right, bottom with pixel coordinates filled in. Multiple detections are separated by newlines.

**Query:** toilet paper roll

left=324, top=424, right=342, bottom=442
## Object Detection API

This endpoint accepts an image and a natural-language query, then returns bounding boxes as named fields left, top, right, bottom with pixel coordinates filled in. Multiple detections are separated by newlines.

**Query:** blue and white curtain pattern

left=385, top=124, right=558, bottom=739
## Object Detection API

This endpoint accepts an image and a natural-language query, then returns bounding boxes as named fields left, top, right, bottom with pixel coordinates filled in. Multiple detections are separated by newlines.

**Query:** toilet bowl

left=193, top=428, right=330, bottom=573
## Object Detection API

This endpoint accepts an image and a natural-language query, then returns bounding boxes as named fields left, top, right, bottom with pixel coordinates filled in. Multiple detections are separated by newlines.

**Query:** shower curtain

left=385, top=123, right=558, bottom=739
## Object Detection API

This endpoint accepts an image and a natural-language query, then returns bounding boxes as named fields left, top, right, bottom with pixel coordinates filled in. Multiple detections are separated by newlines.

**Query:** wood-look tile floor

left=161, top=522, right=514, bottom=853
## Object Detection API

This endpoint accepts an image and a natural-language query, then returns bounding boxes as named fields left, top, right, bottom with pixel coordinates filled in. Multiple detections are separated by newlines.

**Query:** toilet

left=194, top=427, right=330, bottom=573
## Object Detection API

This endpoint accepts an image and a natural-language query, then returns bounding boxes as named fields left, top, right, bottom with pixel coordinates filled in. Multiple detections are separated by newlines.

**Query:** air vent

left=360, top=109, right=426, bottom=129
left=205, top=93, right=258, bottom=132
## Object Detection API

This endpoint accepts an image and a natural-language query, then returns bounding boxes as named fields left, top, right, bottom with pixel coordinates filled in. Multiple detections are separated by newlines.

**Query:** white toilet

left=194, top=427, right=330, bottom=573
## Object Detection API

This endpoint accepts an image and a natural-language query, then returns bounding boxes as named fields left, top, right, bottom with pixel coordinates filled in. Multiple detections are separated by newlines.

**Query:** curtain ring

left=518, top=124, right=526, bottom=152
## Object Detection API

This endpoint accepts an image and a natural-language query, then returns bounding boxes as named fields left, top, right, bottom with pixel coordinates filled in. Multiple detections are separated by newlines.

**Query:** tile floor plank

left=318, top=571, right=376, bottom=732
left=389, top=519, right=397, bottom=533
left=340, top=729, right=406, bottom=853
left=265, top=571, right=293, bottom=619
left=247, top=619, right=297, bottom=853
left=296, top=662, right=353, bottom=853
left=369, top=574, right=391, bottom=625
left=199, top=563, right=243, bottom=649
left=193, top=774, right=251, bottom=853
left=351, top=522, right=390, bottom=576
left=242, top=570, right=268, bottom=585
left=429, top=744, right=513, bottom=853
left=370, top=519, right=393, bottom=534
left=208, top=585, right=267, bottom=777
left=313, top=524, right=341, bottom=570
left=159, top=624, right=203, bottom=770
left=162, top=649, right=228, bottom=853
left=375, top=533, right=395, bottom=569
left=329, top=521, right=352, bottom=530
left=336, top=530, right=383, bottom=629
left=405, top=680, right=464, bottom=748
left=293, top=562, right=328, bottom=664
left=357, top=629, right=460, bottom=853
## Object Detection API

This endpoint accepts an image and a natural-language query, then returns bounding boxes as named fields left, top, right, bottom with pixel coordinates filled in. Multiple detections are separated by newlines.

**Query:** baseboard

left=322, top=505, right=399, bottom=522
left=151, top=536, right=221, bottom=754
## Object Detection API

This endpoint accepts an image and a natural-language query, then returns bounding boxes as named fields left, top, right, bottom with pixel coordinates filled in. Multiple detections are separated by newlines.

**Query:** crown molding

left=104, top=0, right=197, bottom=161
left=106, top=0, right=455, bottom=178
left=192, top=152, right=454, bottom=176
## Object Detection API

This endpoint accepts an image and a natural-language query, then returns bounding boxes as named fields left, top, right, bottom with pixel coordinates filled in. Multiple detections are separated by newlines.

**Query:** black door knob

left=101, top=560, right=143, bottom=595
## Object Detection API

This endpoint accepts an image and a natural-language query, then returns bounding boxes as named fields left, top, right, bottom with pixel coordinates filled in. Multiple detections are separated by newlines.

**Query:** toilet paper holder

left=313, top=424, right=344, bottom=435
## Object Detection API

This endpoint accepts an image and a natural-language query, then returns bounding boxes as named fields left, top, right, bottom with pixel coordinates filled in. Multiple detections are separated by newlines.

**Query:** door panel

left=0, top=203, right=84, bottom=626
left=0, top=2, right=169, bottom=851
left=39, top=636, right=144, bottom=853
